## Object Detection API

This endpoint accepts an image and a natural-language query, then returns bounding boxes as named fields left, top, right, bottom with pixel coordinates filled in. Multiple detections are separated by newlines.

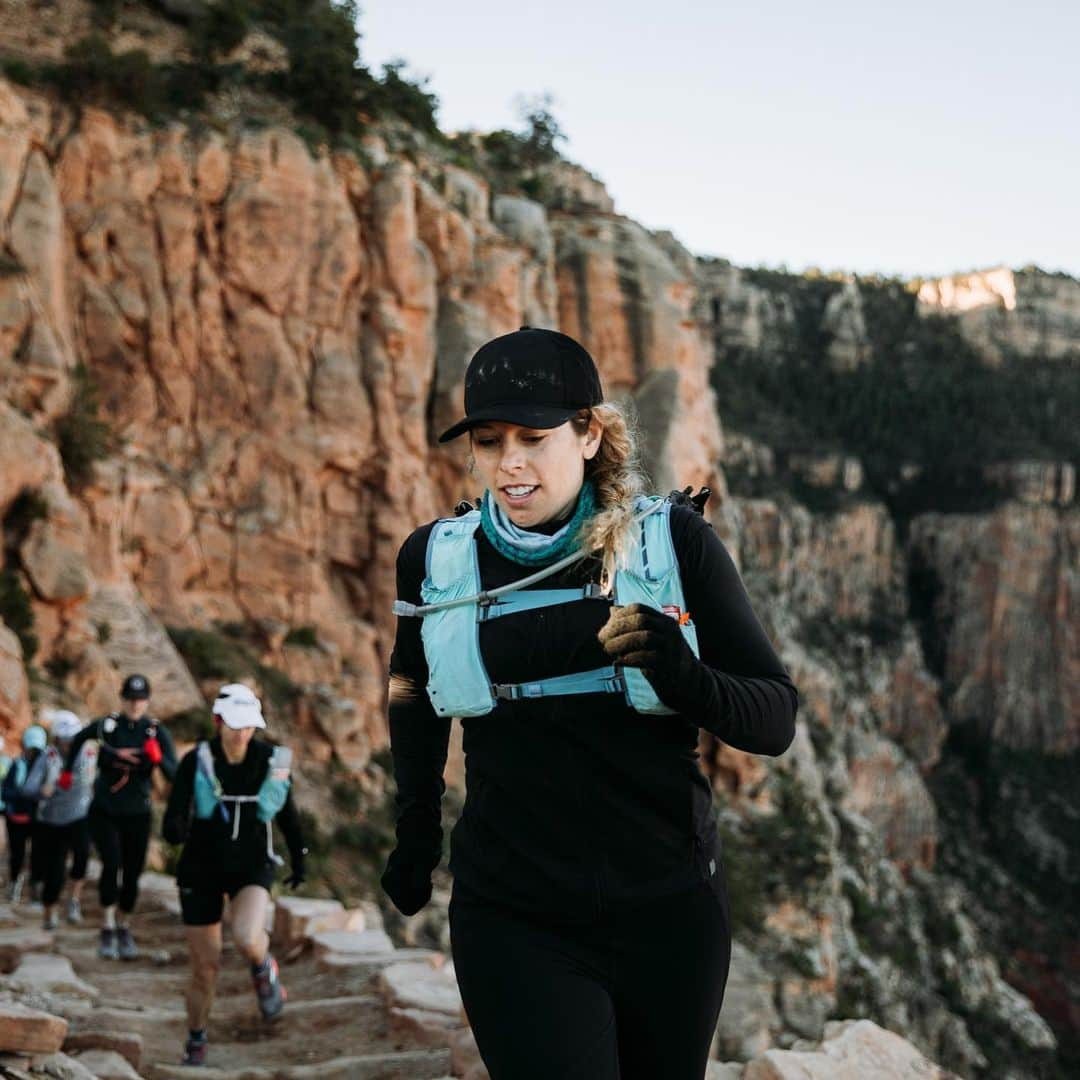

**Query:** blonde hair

left=573, top=402, right=649, bottom=588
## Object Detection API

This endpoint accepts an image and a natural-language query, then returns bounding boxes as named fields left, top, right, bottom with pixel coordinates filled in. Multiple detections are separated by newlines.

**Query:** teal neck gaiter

left=480, top=480, right=597, bottom=567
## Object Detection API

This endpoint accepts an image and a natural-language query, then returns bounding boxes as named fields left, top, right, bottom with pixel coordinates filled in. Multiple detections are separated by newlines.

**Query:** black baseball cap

left=438, top=326, right=603, bottom=443
left=121, top=674, right=150, bottom=700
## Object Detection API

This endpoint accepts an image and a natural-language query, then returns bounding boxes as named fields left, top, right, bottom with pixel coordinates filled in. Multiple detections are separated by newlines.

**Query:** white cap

left=47, top=710, right=83, bottom=741
left=213, top=683, right=266, bottom=730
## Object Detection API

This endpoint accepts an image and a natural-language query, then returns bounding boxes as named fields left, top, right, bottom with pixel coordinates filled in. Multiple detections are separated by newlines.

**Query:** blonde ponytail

left=573, top=402, right=649, bottom=589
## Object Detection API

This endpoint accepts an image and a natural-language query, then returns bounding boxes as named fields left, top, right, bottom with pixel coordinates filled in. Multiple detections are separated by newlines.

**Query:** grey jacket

left=37, top=744, right=96, bottom=826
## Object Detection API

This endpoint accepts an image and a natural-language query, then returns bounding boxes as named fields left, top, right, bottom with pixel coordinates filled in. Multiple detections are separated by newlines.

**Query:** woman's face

left=470, top=418, right=602, bottom=528
left=220, top=724, right=255, bottom=758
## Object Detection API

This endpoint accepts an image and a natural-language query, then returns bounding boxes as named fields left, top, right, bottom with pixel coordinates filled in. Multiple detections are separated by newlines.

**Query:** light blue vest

left=193, top=742, right=292, bottom=828
left=413, top=496, right=700, bottom=718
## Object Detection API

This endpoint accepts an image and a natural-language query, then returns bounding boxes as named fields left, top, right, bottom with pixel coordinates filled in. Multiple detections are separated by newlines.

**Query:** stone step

left=148, top=1046, right=453, bottom=1080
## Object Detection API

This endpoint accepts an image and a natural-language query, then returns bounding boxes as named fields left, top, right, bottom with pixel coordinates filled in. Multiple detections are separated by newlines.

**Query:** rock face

left=907, top=504, right=1079, bottom=753
left=0, top=61, right=1076, bottom=1079
left=918, top=266, right=1080, bottom=362
left=0, top=75, right=721, bottom=762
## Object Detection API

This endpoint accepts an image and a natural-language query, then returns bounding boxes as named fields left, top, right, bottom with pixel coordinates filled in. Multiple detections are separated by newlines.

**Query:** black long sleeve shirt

left=162, top=736, right=305, bottom=887
left=65, top=713, right=178, bottom=817
left=388, top=503, right=798, bottom=922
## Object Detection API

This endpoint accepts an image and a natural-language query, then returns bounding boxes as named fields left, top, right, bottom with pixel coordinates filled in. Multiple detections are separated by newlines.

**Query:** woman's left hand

left=597, top=603, right=698, bottom=710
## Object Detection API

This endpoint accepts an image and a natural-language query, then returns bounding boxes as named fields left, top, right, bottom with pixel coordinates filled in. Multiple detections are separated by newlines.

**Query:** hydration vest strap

left=493, top=665, right=626, bottom=702
left=220, top=793, right=259, bottom=840
left=478, top=584, right=607, bottom=622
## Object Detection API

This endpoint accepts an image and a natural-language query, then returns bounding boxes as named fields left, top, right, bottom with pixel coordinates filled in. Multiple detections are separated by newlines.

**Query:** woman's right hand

left=380, top=849, right=433, bottom=916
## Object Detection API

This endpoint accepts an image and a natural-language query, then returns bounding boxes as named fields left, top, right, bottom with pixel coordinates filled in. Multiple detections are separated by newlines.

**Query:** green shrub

left=167, top=625, right=254, bottom=683
left=717, top=773, right=833, bottom=934
left=271, top=0, right=362, bottom=134
left=166, top=706, right=214, bottom=743
left=711, top=271, right=1080, bottom=525
left=1, top=59, right=35, bottom=86
left=167, top=623, right=299, bottom=713
left=284, top=625, right=319, bottom=648
left=0, top=568, right=37, bottom=662
left=54, top=363, right=112, bottom=489
left=189, top=0, right=255, bottom=61
left=3, top=491, right=48, bottom=545
left=368, top=60, right=440, bottom=137
left=44, top=656, right=76, bottom=682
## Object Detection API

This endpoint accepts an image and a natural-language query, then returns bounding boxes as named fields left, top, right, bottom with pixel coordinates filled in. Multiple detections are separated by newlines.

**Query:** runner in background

left=62, top=674, right=178, bottom=959
left=2, top=726, right=48, bottom=903
left=37, top=710, right=96, bottom=929
left=163, top=683, right=307, bottom=1067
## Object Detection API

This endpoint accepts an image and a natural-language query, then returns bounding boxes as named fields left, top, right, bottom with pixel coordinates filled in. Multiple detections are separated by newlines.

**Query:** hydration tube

left=393, top=497, right=665, bottom=619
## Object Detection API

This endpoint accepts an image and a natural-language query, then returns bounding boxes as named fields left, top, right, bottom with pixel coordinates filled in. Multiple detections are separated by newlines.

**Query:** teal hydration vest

left=193, top=742, right=292, bottom=863
left=398, top=496, right=700, bottom=718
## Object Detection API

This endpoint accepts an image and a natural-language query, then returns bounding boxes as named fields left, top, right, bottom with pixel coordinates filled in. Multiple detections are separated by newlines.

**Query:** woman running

left=37, top=710, right=96, bottom=929
left=62, top=673, right=178, bottom=960
left=163, top=683, right=307, bottom=1068
left=381, top=327, right=799, bottom=1080
left=3, top=725, right=48, bottom=903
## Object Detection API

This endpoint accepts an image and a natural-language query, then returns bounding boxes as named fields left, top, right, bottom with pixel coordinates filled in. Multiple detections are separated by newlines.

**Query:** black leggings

left=5, top=817, right=32, bottom=882
left=89, top=807, right=151, bottom=913
left=36, top=819, right=91, bottom=906
left=450, top=879, right=731, bottom=1080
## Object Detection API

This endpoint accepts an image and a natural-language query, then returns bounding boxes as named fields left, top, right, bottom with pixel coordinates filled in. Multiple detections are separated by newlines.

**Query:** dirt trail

left=2, top=878, right=457, bottom=1079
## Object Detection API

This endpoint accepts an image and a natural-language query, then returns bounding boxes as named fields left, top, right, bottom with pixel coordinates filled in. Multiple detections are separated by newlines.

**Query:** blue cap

left=22, top=725, right=47, bottom=751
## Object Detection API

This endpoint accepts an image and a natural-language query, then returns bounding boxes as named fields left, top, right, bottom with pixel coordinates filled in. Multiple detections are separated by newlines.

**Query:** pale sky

left=360, top=0, right=1079, bottom=280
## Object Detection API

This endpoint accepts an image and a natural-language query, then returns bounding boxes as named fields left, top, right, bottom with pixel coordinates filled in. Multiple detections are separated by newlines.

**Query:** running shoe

left=66, top=897, right=83, bottom=925
left=251, top=954, right=286, bottom=1019
left=181, top=1031, right=208, bottom=1067
left=43, top=911, right=58, bottom=931
left=7, top=875, right=23, bottom=904
left=117, top=926, right=138, bottom=961
left=99, top=927, right=119, bottom=960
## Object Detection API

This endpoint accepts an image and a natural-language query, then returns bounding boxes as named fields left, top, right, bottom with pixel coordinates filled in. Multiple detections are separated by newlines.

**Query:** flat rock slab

left=64, top=1031, right=143, bottom=1070
left=8, top=954, right=100, bottom=1001
left=311, top=928, right=394, bottom=959
left=70, top=1048, right=144, bottom=1079
left=0, top=929, right=54, bottom=973
left=0, top=1001, right=70, bottom=1054
left=317, top=947, right=441, bottom=973
left=378, top=961, right=463, bottom=1018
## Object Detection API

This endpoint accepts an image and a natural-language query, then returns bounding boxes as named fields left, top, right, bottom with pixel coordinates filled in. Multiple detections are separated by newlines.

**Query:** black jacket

left=163, top=736, right=306, bottom=887
left=387, top=503, right=798, bottom=923
left=65, top=713, right=178, bottom=816
left=1, top=750, right=46, bottom=819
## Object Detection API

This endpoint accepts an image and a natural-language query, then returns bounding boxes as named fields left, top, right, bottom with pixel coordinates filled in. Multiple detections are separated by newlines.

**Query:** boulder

left=63, top=1031, right=142, bottom=1071
left=742, top=1019, right=957, bottom=1079
left=0, top=929, right=54, bottom=974
left=0, top=1001, right=68, bottom=1054
left=69, top=1048, right=142, bottom=1079
left=8, top=953, right=100, bottom=1001
left=273, top=897, right=366, bottom=951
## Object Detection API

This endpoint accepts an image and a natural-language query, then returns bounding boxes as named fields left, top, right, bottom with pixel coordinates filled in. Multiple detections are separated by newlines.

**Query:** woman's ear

left=583, top=416, right=604, bottom=461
